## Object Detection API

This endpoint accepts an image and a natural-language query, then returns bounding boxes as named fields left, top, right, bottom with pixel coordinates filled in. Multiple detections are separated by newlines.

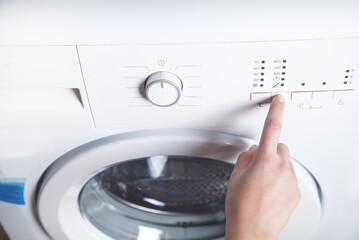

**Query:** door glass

left=79, top=156, right=234, bottom=240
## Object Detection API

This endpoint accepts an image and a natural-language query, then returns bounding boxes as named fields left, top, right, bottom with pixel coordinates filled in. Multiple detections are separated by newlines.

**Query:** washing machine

left=0, top=1, right=359, bottom=240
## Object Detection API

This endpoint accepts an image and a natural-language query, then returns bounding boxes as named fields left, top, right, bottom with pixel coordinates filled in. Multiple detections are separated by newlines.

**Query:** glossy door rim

left=36, top=129, right=322, bottom=240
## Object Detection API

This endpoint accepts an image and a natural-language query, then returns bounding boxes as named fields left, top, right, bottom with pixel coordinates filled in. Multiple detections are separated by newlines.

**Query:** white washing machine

left=0, top=1, right=359, bottom=240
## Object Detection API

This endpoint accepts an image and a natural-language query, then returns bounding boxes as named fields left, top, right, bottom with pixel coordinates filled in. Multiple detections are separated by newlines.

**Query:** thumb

left=234, top=145, right=258, bottom=173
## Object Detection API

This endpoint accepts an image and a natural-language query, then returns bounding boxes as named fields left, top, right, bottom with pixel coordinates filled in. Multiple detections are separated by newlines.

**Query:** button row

left=251, top=90, right=355, bottom=102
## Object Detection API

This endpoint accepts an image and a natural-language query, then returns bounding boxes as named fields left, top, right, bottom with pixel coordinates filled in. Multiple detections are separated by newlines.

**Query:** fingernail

left=276, top=94, right=285, bottom=102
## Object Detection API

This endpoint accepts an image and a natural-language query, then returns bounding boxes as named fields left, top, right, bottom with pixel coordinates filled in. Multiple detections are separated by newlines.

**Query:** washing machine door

left=37, top=129, right=321, bottom=240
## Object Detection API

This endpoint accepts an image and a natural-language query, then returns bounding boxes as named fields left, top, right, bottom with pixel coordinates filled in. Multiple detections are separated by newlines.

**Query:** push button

left=332, top=90, right=355, bottom=106
left=291, top=91, right=313, bottom=101
left=250, top=93, right=272, bottom=102
left=250, top=93, right=272, bottom=107
left=312, top=91, right=333, bottom=101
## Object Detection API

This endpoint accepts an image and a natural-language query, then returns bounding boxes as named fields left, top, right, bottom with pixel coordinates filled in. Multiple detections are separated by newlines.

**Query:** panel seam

left=75, top=45, right=96, bottom=128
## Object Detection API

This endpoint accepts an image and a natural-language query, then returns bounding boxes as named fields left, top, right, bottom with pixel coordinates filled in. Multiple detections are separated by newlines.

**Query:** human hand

left=225, top=94, right=301, bottom=240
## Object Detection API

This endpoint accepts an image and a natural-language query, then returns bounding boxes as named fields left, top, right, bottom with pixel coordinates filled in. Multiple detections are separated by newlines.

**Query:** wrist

left=225, top=233, right=276, bottom=240
left=225, top=224, right=277, bottom=240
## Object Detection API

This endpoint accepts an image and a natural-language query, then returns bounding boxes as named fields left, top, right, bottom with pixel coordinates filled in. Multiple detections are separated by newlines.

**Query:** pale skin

left=225, top=94, right=301, bottom=240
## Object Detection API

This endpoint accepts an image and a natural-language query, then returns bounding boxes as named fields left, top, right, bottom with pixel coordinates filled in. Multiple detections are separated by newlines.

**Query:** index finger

left=258, top=94, right=285, bottom=154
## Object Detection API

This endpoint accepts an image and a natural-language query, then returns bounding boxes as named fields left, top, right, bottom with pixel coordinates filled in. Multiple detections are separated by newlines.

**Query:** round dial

left=145, top=71, right=183, bottom=107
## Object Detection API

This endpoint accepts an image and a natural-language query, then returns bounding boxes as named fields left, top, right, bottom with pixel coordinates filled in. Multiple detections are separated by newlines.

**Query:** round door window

left=37, top=130, right=321, bottom=240
left=79, top=156, right=234, bottom=240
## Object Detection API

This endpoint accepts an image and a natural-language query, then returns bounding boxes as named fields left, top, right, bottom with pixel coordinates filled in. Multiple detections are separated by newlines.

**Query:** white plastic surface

left=0, top=1, right=359, bottom=45
left=77, top=39, right=359, bottom=128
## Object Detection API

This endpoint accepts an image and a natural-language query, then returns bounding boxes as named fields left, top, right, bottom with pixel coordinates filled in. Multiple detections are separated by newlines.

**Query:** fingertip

left=273, top=94, right=285, bottom=103
left=268, top=94, right=285, bottom=117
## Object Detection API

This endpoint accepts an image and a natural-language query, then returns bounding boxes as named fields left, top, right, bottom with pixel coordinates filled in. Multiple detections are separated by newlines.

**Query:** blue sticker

left=0, top=178, right=26, bottom=205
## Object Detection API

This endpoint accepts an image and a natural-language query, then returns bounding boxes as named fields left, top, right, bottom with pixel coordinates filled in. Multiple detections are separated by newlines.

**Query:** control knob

left=145, top=71, right=183, bottom=107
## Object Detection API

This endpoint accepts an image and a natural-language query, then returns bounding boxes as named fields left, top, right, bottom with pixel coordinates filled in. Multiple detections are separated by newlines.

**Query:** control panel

left=249, top=55, right=356, bottom=109
left=251, top=90, right=355, bottom=108
left=77, top=38, right=359, bottom=128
